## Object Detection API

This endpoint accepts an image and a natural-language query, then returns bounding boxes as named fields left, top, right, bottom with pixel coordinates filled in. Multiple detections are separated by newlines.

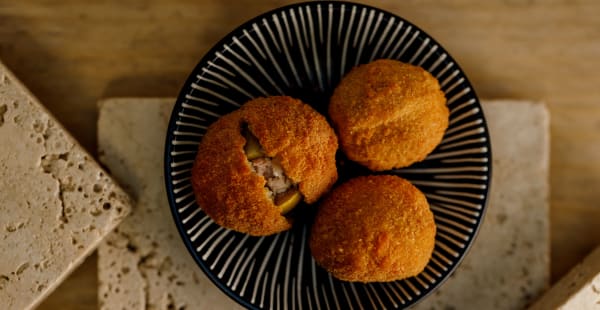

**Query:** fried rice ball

left=191, top=96, right=338, bottom=236
left=310, top=175, right=435, bottom=282
left=329, top=59, right=449, bottom=171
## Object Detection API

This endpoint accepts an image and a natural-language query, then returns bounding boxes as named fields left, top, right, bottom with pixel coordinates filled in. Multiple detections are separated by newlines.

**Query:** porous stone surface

left=416, top=101, right=550, bottom=309
left=97, top=98, right=240, bottom=310
left=0, top=62, right=131, bottom=310
left=529, top=246, right=600, bottom=310
left=97, top=98, right=550, bottom=309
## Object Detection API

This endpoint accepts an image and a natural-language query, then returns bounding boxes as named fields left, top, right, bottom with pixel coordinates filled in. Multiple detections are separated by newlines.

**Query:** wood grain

left=0, top=0, right=598, bottom=308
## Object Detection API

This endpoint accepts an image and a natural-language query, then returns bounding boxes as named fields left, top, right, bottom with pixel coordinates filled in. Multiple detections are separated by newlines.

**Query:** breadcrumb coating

left=191, top=96, right=338, bottom=236
left=329, top=59, right=449, bottom=171
left=310, top=175, right=436, bottom=282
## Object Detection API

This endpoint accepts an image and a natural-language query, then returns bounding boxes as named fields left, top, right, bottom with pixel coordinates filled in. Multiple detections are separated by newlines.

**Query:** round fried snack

left=329, top=59, right=449, bottom=171
left=310, top=175, right=435, bottom=282
left=191, top=96, right=338, bottom=236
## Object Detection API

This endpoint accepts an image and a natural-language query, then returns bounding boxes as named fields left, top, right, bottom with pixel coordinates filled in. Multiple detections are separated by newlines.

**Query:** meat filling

left=249, top=157, right=295, bottom=200
left=242, top=126, right=298, bottom=206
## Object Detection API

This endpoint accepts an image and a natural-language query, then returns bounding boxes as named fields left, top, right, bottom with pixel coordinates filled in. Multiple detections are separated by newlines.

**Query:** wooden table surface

left=1, top=0, right=599, bottom=308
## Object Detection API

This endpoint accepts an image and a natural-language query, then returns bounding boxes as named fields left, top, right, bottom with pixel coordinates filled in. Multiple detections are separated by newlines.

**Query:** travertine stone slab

left=0, top=62, right=132, bottom=310
left=417, top=100, right=550, bottom=309
left=97, top=98, right=241, bottom=310
left=98, top=98, right=549, bottom=309
left=529, top=246, right=600, bottom=310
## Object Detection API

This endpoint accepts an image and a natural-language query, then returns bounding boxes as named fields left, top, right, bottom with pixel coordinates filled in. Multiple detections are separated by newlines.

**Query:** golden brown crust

left=329, top=59, right=449, bottom=171
left=242, top=97, right=338, bottom=203
left=191, top=96, right=338, bottom=236
left=310, top=175, right=436, bottom=282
